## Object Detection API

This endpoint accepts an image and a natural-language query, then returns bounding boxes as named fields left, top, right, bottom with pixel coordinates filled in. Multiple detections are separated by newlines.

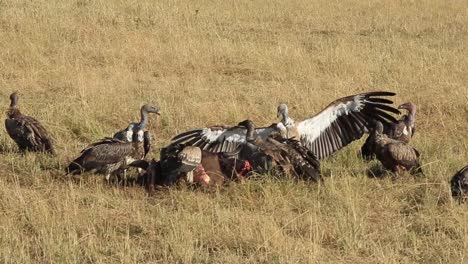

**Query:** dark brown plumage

left=5, top=91, right=55, bottom=155
left=133, top=145, right=203, bottom=191
left=371, top=121, right=422, bottom=175
left=237, top=119, right=321, bottom=182
left=450, top=165, right=468, bottom=201
left=66, top=129, right=146, bottom=180
left=134, top=159, right=162, bottom=192
left=361, top=102, right=416, bottom=160
left=154, top=144, right=204, bottom=186
left=134, top=144, right=253, bottom=191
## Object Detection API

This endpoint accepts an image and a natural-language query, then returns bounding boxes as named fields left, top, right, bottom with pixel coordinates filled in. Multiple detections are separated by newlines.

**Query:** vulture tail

left=65, top=158, right=85, bottom=175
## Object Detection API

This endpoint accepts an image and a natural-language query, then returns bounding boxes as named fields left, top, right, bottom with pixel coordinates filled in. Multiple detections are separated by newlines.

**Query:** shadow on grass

left=367, top=163, right=388, bottom=179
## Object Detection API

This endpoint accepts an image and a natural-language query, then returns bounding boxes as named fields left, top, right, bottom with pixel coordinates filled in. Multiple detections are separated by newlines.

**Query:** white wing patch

left=136, top=130, right=144, bottom=142
left=125, top=124, right=135, bottom=142
left=201, top=127, right=248, bottom=144
left=199, top=126, right=276, bottom=144
left=297, top=95, right=364, bottom=143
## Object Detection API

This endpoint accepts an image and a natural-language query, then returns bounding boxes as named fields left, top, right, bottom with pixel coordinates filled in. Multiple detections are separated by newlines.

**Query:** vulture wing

left=170, top=124, right=277, bottom=153
left=143, top=131, right=151, bottom=157
left=5, top=115, right=55, bottom=154
left=113, top=129, right=129, bottom=141
left=297, top=91, right=400, bottom=160
left=451, top=165, right=468, bottom=198
left=387, top=143, right=419, bottom=167
left=66, top=140, right=134, bottom=174
left=113, top=123, right=137, bottom=141
left=267, top=136, right=321, bottom=182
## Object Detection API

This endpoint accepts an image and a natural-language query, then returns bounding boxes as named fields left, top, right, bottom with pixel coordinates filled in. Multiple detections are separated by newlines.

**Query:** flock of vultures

left=4, top=91, right=468, bottom=202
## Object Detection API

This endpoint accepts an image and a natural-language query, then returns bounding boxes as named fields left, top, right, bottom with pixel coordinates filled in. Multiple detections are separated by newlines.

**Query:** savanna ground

left=0, top=0, right=467, bottom=263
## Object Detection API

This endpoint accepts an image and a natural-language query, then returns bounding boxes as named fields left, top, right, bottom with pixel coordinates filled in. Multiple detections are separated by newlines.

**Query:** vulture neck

left=139, top=109, right=150, bottom=128
left=279, top=113, right=295, bottom=139
left=6, top=106, right=21, bottom=119
left=405, top=107, right=416, bottom=128
left=7, top=96, right=21, bottom=118
left=373, top=123, right=387, bottom=146
left=245, top=122, right=257, bottom=143
left=280, top=111, right=294, bottom=127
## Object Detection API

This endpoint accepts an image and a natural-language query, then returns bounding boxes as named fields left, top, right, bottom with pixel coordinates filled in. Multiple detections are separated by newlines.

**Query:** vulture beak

left=397, top=103, right=408, bottom=110
left=153, top=107, right=161, bottom=115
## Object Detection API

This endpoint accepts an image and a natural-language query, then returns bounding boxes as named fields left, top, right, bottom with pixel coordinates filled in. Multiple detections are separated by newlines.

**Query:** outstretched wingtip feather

left=364, top=91, right=397, bottom=97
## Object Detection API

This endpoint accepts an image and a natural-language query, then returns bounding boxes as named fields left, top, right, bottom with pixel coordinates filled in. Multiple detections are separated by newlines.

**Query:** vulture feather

left=66, top=132, right=146, bottom=180
left=5, top=91, right=55, bottom=155
left=157, top=144, right=251, bottom=187
left=237, top=119, right=321, bottom=182
left=169, top=91, right=400, bottom=160
left=66, top=112, right=151, bottom=179
left=361, top=102, right=416, bottom=160
left=113, top=104, right=160, bottom=157
left=450, top=165, right=468, bottom=202
left=371, top=121, right=422, bottom=175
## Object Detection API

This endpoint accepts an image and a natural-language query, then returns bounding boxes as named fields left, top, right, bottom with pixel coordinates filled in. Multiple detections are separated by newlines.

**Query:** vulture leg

left=360, top=136, right=375, bottom=160
left=393, top=165, right=405, bottom=174
left=147, top=165, right=156, bottom=193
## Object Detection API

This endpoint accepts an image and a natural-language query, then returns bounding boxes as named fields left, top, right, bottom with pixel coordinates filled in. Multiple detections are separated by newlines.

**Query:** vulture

left=112, top=104, right=160, bottom=180
left=450, top=165, right=468, bottom=201
left=169, top=91, right=400, bottom=160
left=237, top=119, right=321, bottom=182
left=371, top=121, right=422, bottom=175
left=5, top=91, right=56, bottom=155
left=66, top=120, right=149, bottom=180
left=113, top=104, right=160, bottom=157
left=361, top=102, right=417, bottom=159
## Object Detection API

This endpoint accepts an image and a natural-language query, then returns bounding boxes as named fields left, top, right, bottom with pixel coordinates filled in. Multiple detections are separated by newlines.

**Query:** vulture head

left=276, top=103, right=295, bottom=128
left=238, top=119, right=257, bottom=142
left=137, top=103, right=161, bottom=131
left=141, top=104, right=161, bottom=115
left=398, top=102, right=416, bottom=126
left=373, top=121, right=385, bottom=136
left=277, top=103, right=289, bottom=119
left=277, top=103, right=288, bottom=117
left=398, top=102, right=415, bottom=111
left=9, top=91, right=19, bottom=108
left=398, top=102, right=416, bottom=116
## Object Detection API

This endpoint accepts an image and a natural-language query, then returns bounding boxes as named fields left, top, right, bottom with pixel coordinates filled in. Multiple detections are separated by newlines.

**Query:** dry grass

left=0, top=0, right=467, bottom=263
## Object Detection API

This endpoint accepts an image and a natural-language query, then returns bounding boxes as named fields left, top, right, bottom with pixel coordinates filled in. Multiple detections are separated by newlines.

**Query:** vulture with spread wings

left=170, top=91, right=400, bottom=160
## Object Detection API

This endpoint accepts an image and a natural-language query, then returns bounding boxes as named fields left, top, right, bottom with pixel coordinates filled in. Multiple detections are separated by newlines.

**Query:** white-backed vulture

left=66, top=108, right=156, bottom=179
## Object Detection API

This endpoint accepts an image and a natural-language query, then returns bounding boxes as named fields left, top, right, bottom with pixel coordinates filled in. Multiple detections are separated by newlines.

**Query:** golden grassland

left=0, top=0, right=467, bottom=263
